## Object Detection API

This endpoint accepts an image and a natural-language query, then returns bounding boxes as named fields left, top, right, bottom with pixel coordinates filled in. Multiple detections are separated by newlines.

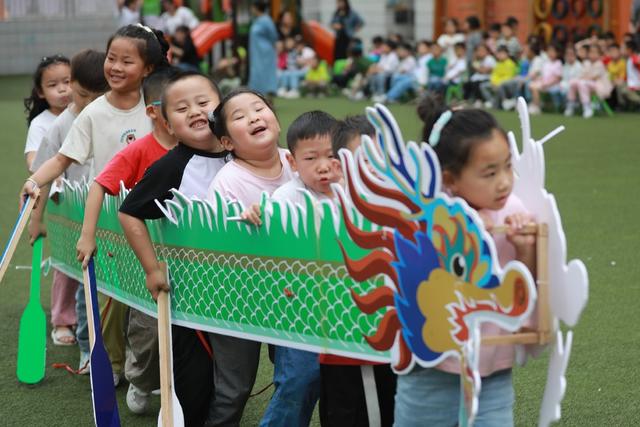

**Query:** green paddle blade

left=17, top=237, right=47, bottom=384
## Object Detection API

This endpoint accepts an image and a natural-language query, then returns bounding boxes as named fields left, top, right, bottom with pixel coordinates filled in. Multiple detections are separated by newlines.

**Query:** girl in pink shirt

left=394, top=95, right=537, bottom=427
left=529, top=43, right=563, bottom=114
left=565, top=44, right=613, bottom=118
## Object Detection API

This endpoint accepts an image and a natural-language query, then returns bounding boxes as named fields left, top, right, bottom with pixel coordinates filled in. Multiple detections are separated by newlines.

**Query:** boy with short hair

left=118, top=70, right=226, bottom=427
left=28, top=48, right=108, bottom=360
left=322, top=115, right=397, bottom=427
left=73, top=66, right=180, bottom=413
left=261, top=111, right=340, bottom=427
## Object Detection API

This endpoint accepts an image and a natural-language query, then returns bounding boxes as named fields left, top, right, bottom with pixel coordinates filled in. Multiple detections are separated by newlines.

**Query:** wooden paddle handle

left=0, top=195, right=38, bottom=284
left=490, top=223, right=538, bottom=235
left=157, top=262, right=174, bottom=427
left=82, top=264, right=96, bottom=347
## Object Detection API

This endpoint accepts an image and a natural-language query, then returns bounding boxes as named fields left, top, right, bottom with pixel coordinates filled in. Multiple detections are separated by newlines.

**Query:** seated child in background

left=528, top=43, right=563, bottom=114
left=333, top=45, right=373, bottom=100
left=29, top=49, right=108, bottom=362
left=367, top=39, right=399, bottom=99
left=606, top=43, right=626, bottom=108
left=119, top=71, right=226, bottom=426
left=303, top=55, right=331, bottom=97
left=479, top=46, right=518, bottom=109
left=171, top=25, right=201, bottom=72
left=320, top=115, right=397, bottom=427
left=442, top=42, right=467, bottom=93
left=547, top=46, right=583, bottom=110
left=77, top=66, right=180, bottom=414
left=485, top=23, right=501, bottom=55
left=260, top=111, right=341, bottom=427
left=278, top=35, right=315, bottom=99
left=426, top=43, right=448, bottom=93
left=373, top=41, right=416, bottom=103
left=464, top=43, right=496, bottom=106
left=565, top=44, right=613, bottom=118
left=496, top=21, right=522, bottom=59
left=498, top=41, right=543, bottom=110
left=382, top=40, right=432, bottom=103
left=616, top=40, right=640, bottom=110
left=368, top=35, right=384, bottom=62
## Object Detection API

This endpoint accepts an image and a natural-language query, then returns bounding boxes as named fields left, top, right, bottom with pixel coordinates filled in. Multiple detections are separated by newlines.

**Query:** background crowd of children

left=272, top=14, right=640, bottom=118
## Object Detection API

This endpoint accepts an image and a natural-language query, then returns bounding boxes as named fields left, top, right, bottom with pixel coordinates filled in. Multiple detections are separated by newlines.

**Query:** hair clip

left=428, top=110, right=452, bottom=147
left=150, top=101, right=161, bottom=106
left=136, top=23, right=154, bottom=34
left=207, top=110, right=216, bottom=124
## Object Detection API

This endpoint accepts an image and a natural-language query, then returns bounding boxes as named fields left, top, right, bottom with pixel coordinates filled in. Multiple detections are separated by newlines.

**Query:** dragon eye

left=450, top=254, right=466, bottom=278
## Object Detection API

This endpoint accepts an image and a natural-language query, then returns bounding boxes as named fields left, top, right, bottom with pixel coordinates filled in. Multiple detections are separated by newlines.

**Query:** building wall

left=414, top=0, right=436, bottom=40
left=0, top=17, right=118, bottom=75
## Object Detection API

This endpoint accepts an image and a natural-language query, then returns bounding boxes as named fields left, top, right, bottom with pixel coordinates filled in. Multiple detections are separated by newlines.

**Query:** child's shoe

left=582, top=104, right=594, bottom=118
left=126, top=383, right=150, bottom=414
left=502, top=98, right=516, bottom=110
left=528, top=104, right=541, bottom=115
left=564, top=102, right=576, bottom=116
left=78, top=351, right=90, bottom=375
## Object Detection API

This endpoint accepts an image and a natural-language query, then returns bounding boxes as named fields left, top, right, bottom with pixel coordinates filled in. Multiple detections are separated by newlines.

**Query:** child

left=606, top=43, right=626, bottom=109
left=616, top=40, right=640, bottom=110
left=277, top=36, right=315, bottom=99
left=437, top=18, right=465, bottom=65
left=393, top=94, right=537, bottom=426
left=373, top=42, right=417, bottom=103
left=547, top=46, right=583, bottom=111
left=426, top=43, right=448, bottom=93
left=76, top=66, right=179, bottom=414
left=485, top=23, right=501, bottom=55
left=321, top=115, right=398, bottom=427
left=24, top=54, right=72, bottom=170
left=207, top=88, right=294, bottom=424
left=21, top=23, right=170, bottom=385
left=367, top=39, right=399, bottom=99
left=260, top=111, right=341, bottom=427
left=499, top=41, right=543, bottom=110
left=170, top=25, right=201, bottom=72
left=442, top=42, right=467, bottom=92
left=463, top=43, right=496, bottom=106
left=565, top=44, right=613, bottom=118
left=303, top=55, right=331, bottom=97
left=479, top=46, right=518, bottom=109
left=118, top=71, right=225, bottom=426
left=497, top=21, right=521, bottom=59
left=529, top=43, right=564, bottom=114
left=28, top=49, right=108, bottom=355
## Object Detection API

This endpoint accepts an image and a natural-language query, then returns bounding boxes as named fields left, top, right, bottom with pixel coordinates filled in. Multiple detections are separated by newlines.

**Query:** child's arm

left=505, top=213, right=537, bottom=274
left=118, top=211, right=168, bottom=301
left=27, top=183, right=51, bottom=245
left=76, top=182, right=107, bottom=267
left=19, top=153, right=73, bottom=208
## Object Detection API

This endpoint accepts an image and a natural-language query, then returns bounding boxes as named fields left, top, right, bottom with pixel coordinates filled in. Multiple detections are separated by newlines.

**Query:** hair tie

left=428, top=110, right=452, bottom=147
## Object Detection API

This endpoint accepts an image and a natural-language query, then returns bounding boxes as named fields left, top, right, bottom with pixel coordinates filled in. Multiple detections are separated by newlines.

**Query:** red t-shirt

left=95, top=132, right=170, bottom=195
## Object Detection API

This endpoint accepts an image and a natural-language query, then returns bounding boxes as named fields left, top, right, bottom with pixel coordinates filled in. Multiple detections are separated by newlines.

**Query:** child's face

left=496, top=50, right=508, bottom=61
left=445, top=20, right=456, bottom=35
left=445, top=130, right=513, bottom=211
left=164, top=76, right=221, bottom=149
left=565, top=49, right=576, bottom=63
left=475, top=45, right=488, bottom=59
left=588, top=47, right=601, bottom=62
left=220, top=93, right=280, bottom=160
left=501, top=24, right=512, bottom=38
left=432, top=45, right=442, bottom=57
left=284, top=38, right=295, bottom=50
left=288, top=135, right=339, bottom=196
left=417, top=42, right=430, bottom=56
left=608, top=46, right=620, bottom=60
left=70, top=81, right=100, bottom=112
left=454, top=45, right=465, bottom=58
left=40, top=63, right=72, bottom=114
left=577, top=46, right=587, bottom=59
left=104, top=37, right=151, bottom=93
left=547, top=47, right=558, bottom=60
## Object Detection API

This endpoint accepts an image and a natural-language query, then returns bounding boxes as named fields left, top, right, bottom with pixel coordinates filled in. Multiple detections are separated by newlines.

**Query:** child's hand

left=505, top=213, right=536, bottom=249
left=19, top=179, right=40, bottom=209
left=241, top=203, right=262, bottom=226
left=146, top=266, right=170, bottom=301
left=76, top=233, right=97, bottom=268
left=27, top=218, right=47, bottom=245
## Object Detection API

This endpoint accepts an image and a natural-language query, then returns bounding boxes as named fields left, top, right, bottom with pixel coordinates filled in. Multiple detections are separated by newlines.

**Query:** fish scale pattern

left=47, top=213, right=387, bottom=357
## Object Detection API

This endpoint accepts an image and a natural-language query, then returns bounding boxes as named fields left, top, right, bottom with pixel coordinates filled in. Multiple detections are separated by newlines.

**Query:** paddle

left=0, top=195, right=38, bottom=284
left=83, top=258, right=121, bottom=427
left=16, top=236, right=46, bottom=384
left=157, top=262, right=185, bottom=427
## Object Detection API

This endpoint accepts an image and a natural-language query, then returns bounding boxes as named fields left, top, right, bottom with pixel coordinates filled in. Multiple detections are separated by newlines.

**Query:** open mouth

left=250, top=126, right=267, bottom=135
left=190, top=119, right=208, bottom=129
left=448, top=291, right=506, bottom=342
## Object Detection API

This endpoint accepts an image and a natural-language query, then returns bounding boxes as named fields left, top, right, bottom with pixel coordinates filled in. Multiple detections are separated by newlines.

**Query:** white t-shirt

left=58, top=94, right=151, bottom=180
left=25, top=109, right=57, bottom=154
left=271, top=174, right=329, bottom=206
left=415, top=53, right=433, bottom=85
left=470, top=55, right=497, bottom=82
left=396, top=56, right=417, bottom=75
left=377, top=52, right=399, bottom=74
left=209, top=148, right=294, bottom=208
left=31, top=106, right=91, bottom=182
left=444, top=57, right=467, bottom=83
left=437, top=33, right=465, bottom=64
left=161, top=6, right=199, bottom=35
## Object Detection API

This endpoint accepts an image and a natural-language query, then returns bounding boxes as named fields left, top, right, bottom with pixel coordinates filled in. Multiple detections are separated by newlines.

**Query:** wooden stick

left=82, top=264, right=96, bottom=347
left=489, top=223, right=538, bottom=235
left=481, top=332, right=540, bottom=346
left=0, top=195, right=38, bottom=284
left=157, top=262, right=173, bottom=427
left=536, top=223, right=551, bottom=345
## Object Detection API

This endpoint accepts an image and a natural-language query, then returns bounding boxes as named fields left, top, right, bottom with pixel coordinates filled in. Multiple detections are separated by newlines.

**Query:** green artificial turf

left=0, top=75, right=638, bottom=426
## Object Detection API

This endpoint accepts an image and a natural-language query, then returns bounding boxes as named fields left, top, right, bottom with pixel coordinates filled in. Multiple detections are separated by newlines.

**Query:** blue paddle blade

left=86, top=259, right=121, bottom=427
